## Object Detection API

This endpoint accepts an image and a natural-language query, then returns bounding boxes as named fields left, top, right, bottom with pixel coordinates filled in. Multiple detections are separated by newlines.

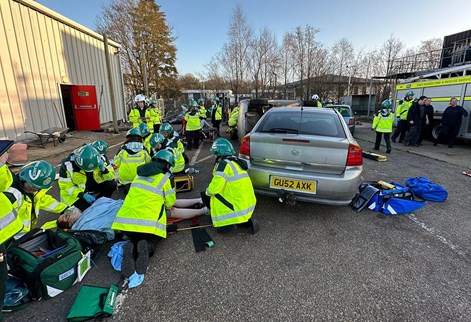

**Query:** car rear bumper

left=248, top=165, right=362, bottom=206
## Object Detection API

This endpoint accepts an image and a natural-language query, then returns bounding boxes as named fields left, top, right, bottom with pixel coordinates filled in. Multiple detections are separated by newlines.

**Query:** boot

left=247, top=216, right=260, bottom=234
left=135, top=240, right=149, bottom=274
left=121, top=242, right=135, bottom=278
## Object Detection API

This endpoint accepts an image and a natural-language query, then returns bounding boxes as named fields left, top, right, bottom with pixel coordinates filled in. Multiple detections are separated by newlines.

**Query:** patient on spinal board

left=57, top=197, right=209, bottom=234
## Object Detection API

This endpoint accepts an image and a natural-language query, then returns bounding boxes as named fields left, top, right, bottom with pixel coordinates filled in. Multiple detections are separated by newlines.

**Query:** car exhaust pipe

left=278, top=189, right=296, bottom=206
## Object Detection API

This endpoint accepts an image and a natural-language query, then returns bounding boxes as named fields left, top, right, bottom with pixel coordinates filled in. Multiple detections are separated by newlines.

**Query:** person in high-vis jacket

left=115, top=129, right=151, bottom=186
left=0, top=141, right=23, bottom=319
left=149, top=133, right=185, bottom=174
left=210, top=97, right=223, bottom=136
left=112, top=149, right=176, bottom=278
left=59, top=145, right=116, bottom=212
left=129, top=94, right=147, bottom=128
left=198, top=98, right=207, bottom=120
left=146, top=98, right=162, bottom=133
left=201, top=138, right=259, bottom=234
left=184, top=101, right=202, bottom=151
left=3, top=161, right=68, bottom=236
left=392, top=90, right=414, bottom=143
left=138, top=122, right=153, bottom=154
left=372, top=100, right=394, bottom=154
left=311, top=94, right=323, bottom=107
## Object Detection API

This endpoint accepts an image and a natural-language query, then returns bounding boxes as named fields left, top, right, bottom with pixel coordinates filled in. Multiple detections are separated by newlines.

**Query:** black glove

left=200, top=191, right=211, bottom=208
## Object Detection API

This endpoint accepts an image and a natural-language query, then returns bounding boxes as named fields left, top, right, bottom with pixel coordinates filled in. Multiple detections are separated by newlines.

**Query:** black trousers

left=85, top=179, right=117, bottom=198
left=374, top=132, right=391, bottom=151
left=186, top=130, right=200, bottom=150
left=404, top=125, right=422, bottom=146
left=153, top=124, right=161, bottom=133
left=212, top=120, right=221, bottom=135
left=436, top=124, right=460, bottom=147
left=392, top=120, right=408, bottom=143
left=124, top=232, right=161, bottom=258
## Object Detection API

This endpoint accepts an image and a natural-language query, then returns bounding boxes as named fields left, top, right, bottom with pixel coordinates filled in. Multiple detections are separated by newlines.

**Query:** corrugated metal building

left=0, top=0, right=125, bottom=140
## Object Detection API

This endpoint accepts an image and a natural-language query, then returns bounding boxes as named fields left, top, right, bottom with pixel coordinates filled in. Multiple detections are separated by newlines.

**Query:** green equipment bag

left=67, top=284, right=118, bottom=322
left=7, top=228, right=83, bottom=300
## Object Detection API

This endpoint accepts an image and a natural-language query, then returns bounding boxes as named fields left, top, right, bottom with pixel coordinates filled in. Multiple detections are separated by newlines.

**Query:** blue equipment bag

left=405, top=177, right=448, bottom=202
left=366, top=182, right=426, bottom=215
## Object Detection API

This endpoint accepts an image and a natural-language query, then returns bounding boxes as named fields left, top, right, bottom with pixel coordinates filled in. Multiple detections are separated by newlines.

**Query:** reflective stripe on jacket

left=228, top=108, right=239, bottom=127
left=373, top=113, right=394, bottom=133
left=0, top=193, right=22, bottom=244
left=112, top=172, right=176, bottom=238
left=205, top=159, right=256, bottom=227
left=185, top=113, right=202, bottom=131
left=115, top=149, right=151, bottom=184
left=129, top=108, right=141, bottom=128
left=396, top=100, right=413, bottom=120
left=215, top=106, right=222, bottom=121
left=58, top=155, right=115, bottom=205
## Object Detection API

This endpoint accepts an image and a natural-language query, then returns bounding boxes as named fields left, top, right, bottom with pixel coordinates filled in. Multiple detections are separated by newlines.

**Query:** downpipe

left=278, top=189, right=296, bottom=206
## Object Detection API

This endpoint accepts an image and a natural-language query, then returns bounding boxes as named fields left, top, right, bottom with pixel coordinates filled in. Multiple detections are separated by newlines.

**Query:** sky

left=36, top=0, right=471, bottom=76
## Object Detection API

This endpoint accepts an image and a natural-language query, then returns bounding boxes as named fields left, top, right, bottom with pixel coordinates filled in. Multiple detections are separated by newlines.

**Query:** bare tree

left=304, top=25, right=320, bottom=100
left=330, top=38, right=354, bottom=101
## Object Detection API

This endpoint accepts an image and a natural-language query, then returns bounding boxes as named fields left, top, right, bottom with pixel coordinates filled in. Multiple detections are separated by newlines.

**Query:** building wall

left=0, top=0, right=125, bottom=140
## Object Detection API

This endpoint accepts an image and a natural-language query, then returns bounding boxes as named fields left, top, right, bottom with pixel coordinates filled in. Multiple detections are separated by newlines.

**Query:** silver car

left=239, top=106, right=363, bottom=206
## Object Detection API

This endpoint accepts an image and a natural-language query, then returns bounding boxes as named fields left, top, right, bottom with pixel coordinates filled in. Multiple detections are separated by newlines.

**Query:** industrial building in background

left=0, top=0, right=125, bottom=141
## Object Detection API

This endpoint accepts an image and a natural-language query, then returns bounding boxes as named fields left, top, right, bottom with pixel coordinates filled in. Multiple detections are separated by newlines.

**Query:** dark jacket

left=424, top=104, right=434, bottom=124
left=441, top=105, right=468, bottom=127
left=407, top=102, right=426, bottom=126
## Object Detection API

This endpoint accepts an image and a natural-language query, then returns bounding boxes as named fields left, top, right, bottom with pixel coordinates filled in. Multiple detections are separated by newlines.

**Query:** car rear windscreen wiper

left=261, top=128, right=299, bottom=134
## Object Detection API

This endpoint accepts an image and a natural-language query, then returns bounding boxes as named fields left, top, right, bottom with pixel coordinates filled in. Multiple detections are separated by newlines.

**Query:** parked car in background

left=325, top=105, right=355, bottom=134
left=239, top=105, right=363, bottom=206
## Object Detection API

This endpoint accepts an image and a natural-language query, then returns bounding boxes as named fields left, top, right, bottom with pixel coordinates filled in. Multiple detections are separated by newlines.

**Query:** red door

left=71, top=85, right=100, bottom=131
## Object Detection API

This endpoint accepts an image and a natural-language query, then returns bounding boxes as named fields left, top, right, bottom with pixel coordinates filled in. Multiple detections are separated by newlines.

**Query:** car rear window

left=329, top=106, right=352, bottom=117
left=256, top=111, right=345, bottom=138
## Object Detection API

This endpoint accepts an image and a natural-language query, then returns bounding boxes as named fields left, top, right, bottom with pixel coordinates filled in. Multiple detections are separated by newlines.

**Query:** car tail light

left=346, top=143, right=362, bottom=167
left=348, top=118, right=355, bottom=125
left=239, top=135, right=251, bottom=156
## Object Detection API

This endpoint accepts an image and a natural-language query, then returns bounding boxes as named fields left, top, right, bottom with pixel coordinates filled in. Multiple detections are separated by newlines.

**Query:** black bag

left=64, top=230, right=108, bottom=260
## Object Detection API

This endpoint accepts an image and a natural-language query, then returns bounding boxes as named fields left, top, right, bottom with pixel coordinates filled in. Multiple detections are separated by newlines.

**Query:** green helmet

left=152, top=149, right=175, bottom=167
left=210, top=138, right=235, bottom=156
left=213, top=97, right=220, bottom=103
left=126, top=128, right=142, bottom=138
left=19, top=161, right=56, bottom=190
left=198, top=98, right=205, bottom=104
left=138, top=122, right=150, bottom=137
left=190, top=100, right=198, bottom=108
left=405, top=90, right=414, bottom=97
left=91, top=140, right=108, bottom=155
left=74, top=145, right=100, bottom=172
left=381, top=100, right=392, bottom=109
left=149, top=133, right=165, bottom=150
left=159, top=123, right=174, bottom=136
left=150, top=98, right=157, bottom=105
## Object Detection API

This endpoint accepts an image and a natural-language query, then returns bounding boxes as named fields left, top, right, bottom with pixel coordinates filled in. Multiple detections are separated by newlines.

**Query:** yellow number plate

left=270, top=176, right=317, bottom=194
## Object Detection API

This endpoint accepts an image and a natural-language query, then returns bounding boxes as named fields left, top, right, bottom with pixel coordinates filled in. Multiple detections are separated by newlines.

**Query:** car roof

left=270, top=106, right=338, bottom=113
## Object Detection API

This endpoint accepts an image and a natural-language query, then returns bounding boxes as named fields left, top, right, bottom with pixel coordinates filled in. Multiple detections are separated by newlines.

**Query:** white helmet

left=134, top=94, right=146, bottom=103
left=311, top=94, right=320, bottom=100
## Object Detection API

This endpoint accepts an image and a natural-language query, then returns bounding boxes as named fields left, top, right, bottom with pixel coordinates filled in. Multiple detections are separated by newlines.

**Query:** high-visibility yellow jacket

left=214, top=105, right=223, bottom=121
left=143, top=135, right=152, bottom=155
left=115, top=147, right=151, bottom=184
left=4, top=174, right=67, bottom=234
left=228, top=107, right=239, bottom=127
left=129, top=108, right=142, bottom=128
left=164, top=142, right=185, bottom=173
left=58, top=153, right=115, bottom=206
left=145, top=107, right=161, bottom=133
left=373, top=113, right=395, bottom=133
left=0, top=163, right=13, bottom=192
left=112, top=162, right=176, bottom=238
left=184, top=112, right=202, bottom=131
left=199, top=106, right=207, bottom=119
left=0, top=164, right=22, bottom=244
left=395, top=100, right=413, bottom=121
left=205, top=158, right=256, bottom=227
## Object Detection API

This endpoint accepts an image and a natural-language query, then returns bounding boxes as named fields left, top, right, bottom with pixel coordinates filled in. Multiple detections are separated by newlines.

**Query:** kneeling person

left=112, top=150, right=176, bottom=277
left=202, top=138, right=258, bottom=234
